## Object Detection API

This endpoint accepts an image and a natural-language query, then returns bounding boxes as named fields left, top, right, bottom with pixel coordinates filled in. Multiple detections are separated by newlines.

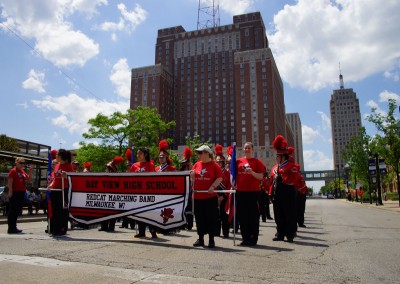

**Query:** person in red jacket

left=7, top=157, right=33, bottom=234
left=155, top=140, right=176, bottom=172
left=48, top=149, right=74, bottom=236
left=270, top=136, right=301, bottom=243
left=190, top=145, right=223, bottom=248
left=235, top=142, right=266, bottom=246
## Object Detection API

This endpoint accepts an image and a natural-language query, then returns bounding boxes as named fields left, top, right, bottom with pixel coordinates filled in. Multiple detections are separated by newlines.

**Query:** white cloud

left=96, top=3, right=147, bottom=35
left=378, top=90, right=400, bottom=103
left=0, top=0, right=100, bottom=68
left=70, top=0, right=108, bottom=16
left=268, top=0, right=400, bottom=91
left=303, top=150, right=332, bottom=171
left=317, top=111, right=331, bottom=132
left=22, top=69, right=46, bottom=93
left=384, top=70, right=399, bottom=82
left=31, top=93, right=128, bottom=134
left=109, top=58, right=131, bottom=98
left=302, top=125, right=319, bottom=144
left=217, top=0, right=256, bottom=15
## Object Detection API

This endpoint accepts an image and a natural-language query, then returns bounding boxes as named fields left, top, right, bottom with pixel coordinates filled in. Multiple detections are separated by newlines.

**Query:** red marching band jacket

left=268, top=161, right=304, bottom=195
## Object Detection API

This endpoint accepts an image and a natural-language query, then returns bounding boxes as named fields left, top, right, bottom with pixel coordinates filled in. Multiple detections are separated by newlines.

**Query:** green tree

left=0, top=134, right=20, bottom=152
left=0, top=135, right=20, bottom=172
left=342, top=127, right=371, bottom=195
left=75, top=143, right=125, bottom=173
left=79, top=107, right=176, bottom=170
left=366, top=99, right=400, bottom=203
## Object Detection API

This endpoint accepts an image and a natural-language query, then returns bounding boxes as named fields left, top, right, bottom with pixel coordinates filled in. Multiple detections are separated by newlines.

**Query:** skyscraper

left=330, top=72, right=362, bottom=172
left=130, top=12, right=288, bottom=167
left=286, top=113, right=305, bottom=171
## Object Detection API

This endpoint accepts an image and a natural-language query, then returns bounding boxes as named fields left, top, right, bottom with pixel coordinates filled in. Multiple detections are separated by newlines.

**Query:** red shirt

left=50, top=163, right=74, bottom=189
left=269, top=160, right=301, bottom=194
left=192, top=161, right=223, bottom=200
left=130, top=162, right=155, bottom=173
left=236, top=157, right=266, bottom=192
left=8, top=168, right=29, bottom=192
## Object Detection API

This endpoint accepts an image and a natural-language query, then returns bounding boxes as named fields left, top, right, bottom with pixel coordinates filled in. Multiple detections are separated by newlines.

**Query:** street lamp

left=344, top=163, right=350, bottom=201
left=337, top=165, right=341, bottom=198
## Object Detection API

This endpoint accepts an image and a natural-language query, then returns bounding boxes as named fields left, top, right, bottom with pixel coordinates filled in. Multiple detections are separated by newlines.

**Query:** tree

left=0, top=134, right=20, bottom=152
left=366, top=99, right=400, bottom=204
left=80, top=107, right=176, bottom=170
left=342, top=127, right=371, bottom=195
left=75, top=143, right=125, bottom=173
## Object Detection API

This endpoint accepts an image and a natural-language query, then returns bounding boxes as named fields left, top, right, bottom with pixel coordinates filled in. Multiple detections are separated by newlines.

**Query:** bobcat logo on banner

left=66, top=172, right=190, bottom=230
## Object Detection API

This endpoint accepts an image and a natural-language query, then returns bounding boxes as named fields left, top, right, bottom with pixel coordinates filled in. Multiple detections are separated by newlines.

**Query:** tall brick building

left=130, top=12, right=289, bottom=168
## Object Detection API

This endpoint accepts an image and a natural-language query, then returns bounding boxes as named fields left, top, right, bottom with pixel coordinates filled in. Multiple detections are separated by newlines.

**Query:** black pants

left=101, top=219, right=116, bottom=231
left=237, top=191, right=260, bottom=244
left=296, top=193, right=306, bottom=226
left=259, top=190, right=272, bottom=221
left=121, top=217, right=135, bottom=229
left=217, top=195, right=230, bottom=237
left=184, top=191, right=194, bottom=229
left=7, top=191, right=24, bottom=231
left=49, top=190, right=69, bottom=235
left=194, top=196, right=218, bottom=238
left=273, top=184, right=297, bottom=239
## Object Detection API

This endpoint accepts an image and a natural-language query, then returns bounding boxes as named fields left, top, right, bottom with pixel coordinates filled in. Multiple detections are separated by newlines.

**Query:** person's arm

left=209, top=177, right=223, bottom=193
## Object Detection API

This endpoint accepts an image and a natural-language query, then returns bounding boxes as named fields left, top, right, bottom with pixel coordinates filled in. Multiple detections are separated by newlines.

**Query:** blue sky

left=1, top=0, right=399, bottom=187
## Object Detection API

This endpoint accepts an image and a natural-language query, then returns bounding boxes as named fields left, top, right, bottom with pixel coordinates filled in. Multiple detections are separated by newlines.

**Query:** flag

left=47, top=150, right=52, bottom=183
left=226, top=144, right=236, bottom=222
left=229, top=144, right=237, bottom=188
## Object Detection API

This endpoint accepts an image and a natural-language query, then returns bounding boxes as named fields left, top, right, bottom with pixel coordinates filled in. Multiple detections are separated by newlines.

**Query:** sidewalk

left=342, top=198, right=400, bottom=213
left=0, top=209, right=47, bottom=225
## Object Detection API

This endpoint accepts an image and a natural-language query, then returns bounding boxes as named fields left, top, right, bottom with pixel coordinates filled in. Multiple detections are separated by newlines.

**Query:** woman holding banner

left=191, top=145, right=223, bottom=248
left=129, top=147, right=157, bottom=238
left=47, top=149, right=73, bottom=236
left=235, top=142, right=265, bottom=246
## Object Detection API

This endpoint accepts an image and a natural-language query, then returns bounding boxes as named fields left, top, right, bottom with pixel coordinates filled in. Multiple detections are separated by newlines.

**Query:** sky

left=0, top=0, right=399, bottom=190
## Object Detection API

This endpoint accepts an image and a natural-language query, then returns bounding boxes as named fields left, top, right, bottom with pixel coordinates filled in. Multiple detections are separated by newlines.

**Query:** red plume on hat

left=226, top=146, right=233, bottom=157
left=125, top=149, right=132, bottom=161
left=84, top=162, right=91, bottom=169
left=181, top=147, right=193, bottom=165
left=215, top=144, right=226, bottom=162
left=158, top=140, right=169, bottom=156
left=113, top=156, right=124, bottom=165
left=272, top=135, right=288, bottom=154
left=50, top=149, right=58, bottom=160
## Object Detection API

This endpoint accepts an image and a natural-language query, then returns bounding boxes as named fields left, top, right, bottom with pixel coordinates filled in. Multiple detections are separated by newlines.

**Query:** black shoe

left=286, top=238, right=294, bottom=243
left=239, top=240, right=251, bottom=246
left=193, top=239, right=205, bottom=247
left=267, top=217, right=274, bottom=220
left=273, top=237, right=284, bottom=241
left=223, top=234, right=229, bottom=239
left=262, top=219, right=266, bottom=222
left=134, top=233, right=145, bottom=238
left=8, top=229, right=22, bottom=234
left=299, top=224, right=306, bottom=228
left=151, top=232, right=158, bottom=238
left=208, top=239, right=215, bottom=248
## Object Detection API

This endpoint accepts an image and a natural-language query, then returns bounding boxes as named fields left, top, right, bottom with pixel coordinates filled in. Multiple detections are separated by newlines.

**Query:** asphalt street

left=0, top=198, right=399, bottom=283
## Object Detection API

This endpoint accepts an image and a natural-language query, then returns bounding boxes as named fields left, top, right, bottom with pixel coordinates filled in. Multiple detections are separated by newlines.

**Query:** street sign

left=379, top=159, right=387, bottom=174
